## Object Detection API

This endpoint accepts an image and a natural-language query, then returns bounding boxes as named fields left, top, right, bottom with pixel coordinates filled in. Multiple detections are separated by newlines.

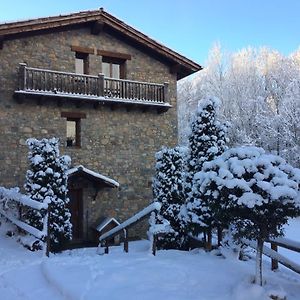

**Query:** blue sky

left=0, top=0, right=299, bottom=66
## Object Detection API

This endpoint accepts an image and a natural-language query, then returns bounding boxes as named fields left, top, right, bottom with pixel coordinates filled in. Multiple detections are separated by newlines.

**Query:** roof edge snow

left=67, top=165, right=119, bottom=188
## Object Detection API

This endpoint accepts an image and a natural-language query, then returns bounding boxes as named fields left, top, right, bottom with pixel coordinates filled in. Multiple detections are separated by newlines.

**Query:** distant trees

left=24, top=138, right=72, bottom=251
left=178, top=45, right=300, bottom=168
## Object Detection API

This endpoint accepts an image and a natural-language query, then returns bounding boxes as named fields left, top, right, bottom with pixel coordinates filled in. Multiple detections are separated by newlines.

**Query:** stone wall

left=0, top=25, right=178, bottom=239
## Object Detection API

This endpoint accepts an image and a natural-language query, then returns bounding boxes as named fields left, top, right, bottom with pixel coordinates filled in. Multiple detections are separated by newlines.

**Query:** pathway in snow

left=1, top=221, right=300, bottom=299
left=0, top=230, right=63, bottom=300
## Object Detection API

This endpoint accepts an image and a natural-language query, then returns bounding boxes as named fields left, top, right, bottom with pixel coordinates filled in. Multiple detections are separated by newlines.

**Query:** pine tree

left=24, top=138, right=72, bottom=251
left=186, top=96, right=228, bottom=185
left=151, top=146, right=187, bottom=250
left=186, top=96, right=228, bottom=247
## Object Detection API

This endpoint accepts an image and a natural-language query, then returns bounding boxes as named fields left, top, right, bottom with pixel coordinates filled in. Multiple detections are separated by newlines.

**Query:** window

left=66, top=119, right=80, bottom=147
left=75, top=52, right=89, bottom=74
left=102, top=57, right=125, bottom=79
left=61, top=112, right=86, bottom=148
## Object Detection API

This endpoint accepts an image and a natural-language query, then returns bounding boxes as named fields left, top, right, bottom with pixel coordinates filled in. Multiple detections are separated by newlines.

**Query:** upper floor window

left=75, top=52, right=89, bottom=74
left=102, top=57, right=125, bottom=79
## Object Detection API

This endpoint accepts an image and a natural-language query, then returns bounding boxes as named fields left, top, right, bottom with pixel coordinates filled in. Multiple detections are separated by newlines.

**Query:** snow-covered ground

left=1, top=219, right=300, bottom=300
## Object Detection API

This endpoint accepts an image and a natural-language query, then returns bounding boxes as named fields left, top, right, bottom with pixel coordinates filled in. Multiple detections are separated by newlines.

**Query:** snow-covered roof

left=96, top=217, right=120, bottom=232
left=67, top=165, right=119, bottom=188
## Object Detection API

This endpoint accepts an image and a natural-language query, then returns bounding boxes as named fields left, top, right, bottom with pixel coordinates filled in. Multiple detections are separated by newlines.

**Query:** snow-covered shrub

left=190, top=146, right=300, bottom=285
left=151, top=146, right=188, bottom=250
left=24, top=138, right=72, bottom=251
left=186, top=96, right=228, bottom=247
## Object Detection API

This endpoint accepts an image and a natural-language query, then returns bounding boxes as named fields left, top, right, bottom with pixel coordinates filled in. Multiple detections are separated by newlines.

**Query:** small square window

left=61, top=112, right=86, bottom=148
left=67, top=119, right=80, bottom=147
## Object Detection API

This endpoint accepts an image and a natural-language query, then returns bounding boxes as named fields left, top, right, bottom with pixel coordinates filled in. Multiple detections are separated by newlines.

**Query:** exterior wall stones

left=0, top=25, right=178, bottom=239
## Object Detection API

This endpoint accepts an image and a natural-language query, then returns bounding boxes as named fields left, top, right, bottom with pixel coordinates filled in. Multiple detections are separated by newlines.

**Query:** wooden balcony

left=14, top=63, right=171, bottom=112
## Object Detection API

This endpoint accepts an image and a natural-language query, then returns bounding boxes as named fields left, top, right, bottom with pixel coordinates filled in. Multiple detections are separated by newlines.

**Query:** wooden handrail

left=17, top=63, right=169, bottom=104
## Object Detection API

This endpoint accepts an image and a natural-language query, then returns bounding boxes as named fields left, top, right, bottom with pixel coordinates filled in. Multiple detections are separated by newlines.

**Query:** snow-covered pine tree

left=193, top=146, right=300, bottom=285
left=186, top=96, right=228, bottom=247
left=151, top=146, right=187, bottom=250
left=24, top=138, right=72, bottom=251
left=186, top=96, right=228, bottom=190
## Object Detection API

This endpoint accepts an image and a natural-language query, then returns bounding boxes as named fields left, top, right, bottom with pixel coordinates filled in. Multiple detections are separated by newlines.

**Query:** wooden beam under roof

left=91, top=20, right=104, bottom=35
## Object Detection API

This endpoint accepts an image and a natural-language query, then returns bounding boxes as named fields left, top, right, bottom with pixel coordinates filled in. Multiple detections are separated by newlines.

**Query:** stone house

left=0, top=9, right=201, bottom=245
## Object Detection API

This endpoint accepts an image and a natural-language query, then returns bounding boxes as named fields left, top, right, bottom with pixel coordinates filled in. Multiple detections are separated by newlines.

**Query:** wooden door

left=68, top=189, right=83, bottom=240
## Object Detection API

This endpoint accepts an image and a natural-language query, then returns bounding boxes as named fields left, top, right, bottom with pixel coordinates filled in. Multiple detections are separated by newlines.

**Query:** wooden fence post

left=104, top=241, right=109, bottom=254
left=271, top=243, right=278, bottom=270
left=98, top=73, right=104, bottom=96
left=124, top=229, right=129, bottom=253
left=152, top=234, right=157, bottom=256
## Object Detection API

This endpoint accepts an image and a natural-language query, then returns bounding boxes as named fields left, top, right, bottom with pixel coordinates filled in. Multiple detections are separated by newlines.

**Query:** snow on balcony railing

left=17, top=63, right=169, bottom=105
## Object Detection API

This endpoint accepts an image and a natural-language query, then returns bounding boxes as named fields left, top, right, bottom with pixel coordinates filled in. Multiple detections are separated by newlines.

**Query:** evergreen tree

left=151, top=146, right=187, bottom=250
left=24, top=138, right=72, bottom=251
left=192, top=146, right=300, bottom=285
left=186, top=96, right=228, bottom=246
left=186, top=96, right=228, bottom=190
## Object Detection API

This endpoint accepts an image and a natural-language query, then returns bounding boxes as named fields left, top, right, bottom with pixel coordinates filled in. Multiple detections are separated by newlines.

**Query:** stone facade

left=0, top=24, right=178, bottom=241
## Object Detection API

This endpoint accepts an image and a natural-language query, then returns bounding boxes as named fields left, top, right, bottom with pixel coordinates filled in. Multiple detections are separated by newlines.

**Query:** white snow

left=1, top=233, right=300, bottom=300
left=1, top=214, right=300, bottom=299
left=67, top=165, right=119, bottom=187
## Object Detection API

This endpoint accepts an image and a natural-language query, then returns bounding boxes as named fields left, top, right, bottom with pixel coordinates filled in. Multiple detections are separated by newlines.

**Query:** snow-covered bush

left=24, top=138, right=72, bottom=251
left=186, top=96, right=228, bottom=247
left=151, top=146, right=188, bottom=249
left=189, top=146, right=300, bottom=285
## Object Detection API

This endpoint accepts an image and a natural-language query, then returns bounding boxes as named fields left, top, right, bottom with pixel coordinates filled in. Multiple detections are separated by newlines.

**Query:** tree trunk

left=217, top=226, right=222, bottom=246
left=205, top=228, right=212, bottom=252
left=255, top=238, right=264, bottom=286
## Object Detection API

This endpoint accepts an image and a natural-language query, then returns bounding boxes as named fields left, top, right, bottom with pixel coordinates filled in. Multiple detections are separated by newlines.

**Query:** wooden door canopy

left=67, top=165, right=119, bottom=189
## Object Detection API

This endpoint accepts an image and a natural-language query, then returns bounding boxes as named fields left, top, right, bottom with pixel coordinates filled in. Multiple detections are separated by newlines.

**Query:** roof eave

left=0, top=9, right=202, bottom=79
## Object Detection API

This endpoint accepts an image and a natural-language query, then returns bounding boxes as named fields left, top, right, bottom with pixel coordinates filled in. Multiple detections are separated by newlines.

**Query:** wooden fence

left=0, top=187, right=50, bottom=256
left=242, top=238, right=300, bottom=275
left=98, top=202, right=161, bottom=255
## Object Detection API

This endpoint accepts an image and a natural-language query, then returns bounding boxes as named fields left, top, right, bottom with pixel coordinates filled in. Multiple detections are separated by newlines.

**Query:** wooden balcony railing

left=16, top=63, right=170, bottom=108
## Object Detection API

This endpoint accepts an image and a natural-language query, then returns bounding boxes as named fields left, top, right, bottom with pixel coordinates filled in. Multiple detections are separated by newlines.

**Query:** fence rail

left=17, top=63, right=169, bottom=104
left=0, top=187, right=50, bottom=256
left=99, top=202, right=161, bottom=255
left=242, top=238, right=300, bottom=275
